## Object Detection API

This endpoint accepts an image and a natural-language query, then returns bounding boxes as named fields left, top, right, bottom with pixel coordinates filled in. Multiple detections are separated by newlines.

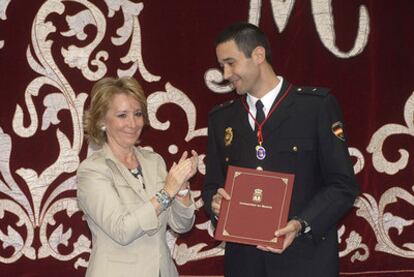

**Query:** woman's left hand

left=188, top=150, right=198, bottom=178
left=175, top=150, right=198, bottom=205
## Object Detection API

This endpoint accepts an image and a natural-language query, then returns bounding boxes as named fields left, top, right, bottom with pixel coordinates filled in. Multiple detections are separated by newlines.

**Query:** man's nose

left=223, top=65, right=231, bottom=80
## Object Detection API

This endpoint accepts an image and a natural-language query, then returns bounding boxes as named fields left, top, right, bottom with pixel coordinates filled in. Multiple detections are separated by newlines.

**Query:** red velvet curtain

left=1, top=1, right=413, bottom=276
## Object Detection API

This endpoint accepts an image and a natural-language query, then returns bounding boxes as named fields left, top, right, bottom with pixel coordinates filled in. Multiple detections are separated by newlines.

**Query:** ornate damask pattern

left=0, top=0, right=413, bottom=276
left=0, top=0, right=162, bottom=269
left=367, top=93, right=414, bottom=175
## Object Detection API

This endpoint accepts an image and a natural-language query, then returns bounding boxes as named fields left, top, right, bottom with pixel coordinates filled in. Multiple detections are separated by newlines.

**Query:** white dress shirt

left=246, top=76, right=284, bottom=130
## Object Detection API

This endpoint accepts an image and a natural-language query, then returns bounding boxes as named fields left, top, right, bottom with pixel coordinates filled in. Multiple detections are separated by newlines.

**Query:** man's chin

left=235, top=89, right=247, bottom=95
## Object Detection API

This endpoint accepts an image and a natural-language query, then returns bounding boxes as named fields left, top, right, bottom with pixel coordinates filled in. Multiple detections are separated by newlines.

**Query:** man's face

left=216, top=40, right=259, bottom=95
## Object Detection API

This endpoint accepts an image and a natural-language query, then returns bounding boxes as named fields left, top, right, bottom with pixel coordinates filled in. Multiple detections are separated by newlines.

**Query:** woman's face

left=103, top=93, right=144, bottom=150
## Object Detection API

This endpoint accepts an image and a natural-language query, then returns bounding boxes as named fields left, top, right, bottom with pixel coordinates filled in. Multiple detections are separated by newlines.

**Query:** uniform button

left=312, top=88, right=317, bottom=91
left=256, top=166, right=263, bottom=171
left=292, top=146, right=298, bottom=152
left=297, top=88, right=302, bottom=91
left=321, top=236, right=326, bottom=240
left=225, top=157, right=229, bottom=162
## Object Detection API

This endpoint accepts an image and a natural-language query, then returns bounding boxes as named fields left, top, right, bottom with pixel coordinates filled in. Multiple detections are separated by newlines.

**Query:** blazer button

left=292, top=146, right=298, bottom=152
left=225, top=157, right=229, bottom=162
left=321, top=236, right=326, bottom=240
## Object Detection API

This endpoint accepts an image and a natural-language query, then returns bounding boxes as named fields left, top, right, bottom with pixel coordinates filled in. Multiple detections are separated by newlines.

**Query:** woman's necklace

left=129, top=165, right=145, bottom=189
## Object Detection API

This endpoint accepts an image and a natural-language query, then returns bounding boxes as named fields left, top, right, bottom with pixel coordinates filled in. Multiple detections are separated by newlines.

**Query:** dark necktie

left=255, top=100, right=265, bottom=131
left=254, top=100, right=265, bottom=132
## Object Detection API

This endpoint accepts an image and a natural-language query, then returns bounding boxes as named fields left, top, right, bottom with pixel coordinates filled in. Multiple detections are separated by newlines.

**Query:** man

left=202, top=22, right=360, bottom=276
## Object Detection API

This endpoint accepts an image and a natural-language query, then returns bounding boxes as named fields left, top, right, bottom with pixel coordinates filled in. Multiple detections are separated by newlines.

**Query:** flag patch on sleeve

left=331, top=121, right=345, bottom=141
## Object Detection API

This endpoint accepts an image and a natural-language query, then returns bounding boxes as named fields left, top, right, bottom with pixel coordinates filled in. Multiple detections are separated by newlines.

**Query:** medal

left=256, top=144, right=266, bottom=160
left=255, top=127, right=265, bottom=160
left=242, top=84, right=293, bottom=161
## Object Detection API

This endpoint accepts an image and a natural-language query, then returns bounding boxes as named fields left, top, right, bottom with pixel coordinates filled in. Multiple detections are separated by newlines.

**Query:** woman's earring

left=101, top=125, right=106, bottom=132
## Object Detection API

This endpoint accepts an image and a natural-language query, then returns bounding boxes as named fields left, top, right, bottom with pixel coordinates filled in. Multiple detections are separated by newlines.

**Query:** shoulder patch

left=209, top=99, right=235, bottom=115
left=331, top=121, right=345, bottom=141
left=295, top=87, right=329, bottom=97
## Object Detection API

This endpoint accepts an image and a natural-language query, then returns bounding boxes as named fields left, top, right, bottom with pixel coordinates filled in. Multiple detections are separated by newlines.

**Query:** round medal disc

left=255, top=145, right=266, bottom=160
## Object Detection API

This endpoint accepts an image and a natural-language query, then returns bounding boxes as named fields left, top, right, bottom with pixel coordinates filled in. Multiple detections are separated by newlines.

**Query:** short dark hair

left=215, top=22, right=272, bottom=63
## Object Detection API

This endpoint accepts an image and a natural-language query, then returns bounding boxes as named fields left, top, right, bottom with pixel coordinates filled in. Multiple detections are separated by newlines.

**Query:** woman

left=77, top=77, right=198, bottom=277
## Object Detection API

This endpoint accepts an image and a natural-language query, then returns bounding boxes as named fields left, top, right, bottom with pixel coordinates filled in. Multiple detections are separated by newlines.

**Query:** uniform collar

left=246, top=76, right=284, bottom=116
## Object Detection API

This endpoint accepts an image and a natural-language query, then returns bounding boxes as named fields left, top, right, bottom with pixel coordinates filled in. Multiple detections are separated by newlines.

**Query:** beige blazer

left=77, top=144, right=195, bottom=277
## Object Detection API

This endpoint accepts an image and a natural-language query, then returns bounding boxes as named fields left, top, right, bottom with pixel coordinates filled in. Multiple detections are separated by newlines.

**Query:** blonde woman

left=77, top=77, right=198, bottom=277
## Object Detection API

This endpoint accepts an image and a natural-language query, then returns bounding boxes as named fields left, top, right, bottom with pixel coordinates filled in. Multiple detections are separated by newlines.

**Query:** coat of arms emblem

left=252, top=188, right=263, bottom=203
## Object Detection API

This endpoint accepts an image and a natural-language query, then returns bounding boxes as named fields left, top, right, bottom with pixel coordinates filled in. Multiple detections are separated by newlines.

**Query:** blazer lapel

left=103, top=144, right=149, bottom=200
left=134, top=147, right=158, bottom=197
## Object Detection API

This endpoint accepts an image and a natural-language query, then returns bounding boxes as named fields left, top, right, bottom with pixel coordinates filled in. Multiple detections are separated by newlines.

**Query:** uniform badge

left=224, top=127, right=233, bottom=146
left=252, top=189, right=263, bottom=203
left=331, top=121, right=345, bottom=141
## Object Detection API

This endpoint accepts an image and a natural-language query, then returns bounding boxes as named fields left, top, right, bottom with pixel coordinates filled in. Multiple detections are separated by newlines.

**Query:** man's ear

left=252, top=46, right=266, bottom=64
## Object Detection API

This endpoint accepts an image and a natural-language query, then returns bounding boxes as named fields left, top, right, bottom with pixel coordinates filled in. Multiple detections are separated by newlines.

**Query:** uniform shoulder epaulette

left=294, top=86, right=329, bottom=97
left=209, top=99, right=235, bottom=115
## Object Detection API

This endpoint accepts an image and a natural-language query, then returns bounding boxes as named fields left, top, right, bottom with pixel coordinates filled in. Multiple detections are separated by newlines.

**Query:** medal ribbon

left=242, top=84, right=293, bottom=146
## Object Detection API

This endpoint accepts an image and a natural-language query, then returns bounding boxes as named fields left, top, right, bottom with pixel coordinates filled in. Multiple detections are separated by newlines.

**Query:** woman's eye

left=116, top=113, right=127, bottom=118
left=135, top=111, right=143, bottom=117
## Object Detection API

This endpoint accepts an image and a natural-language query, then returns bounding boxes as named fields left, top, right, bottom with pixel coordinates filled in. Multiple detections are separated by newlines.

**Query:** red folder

left=215, top=166, right=294, bottom=248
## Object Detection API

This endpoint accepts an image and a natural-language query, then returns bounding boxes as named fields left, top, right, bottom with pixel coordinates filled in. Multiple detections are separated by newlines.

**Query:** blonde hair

left=84, top=77, right=148, bottom=146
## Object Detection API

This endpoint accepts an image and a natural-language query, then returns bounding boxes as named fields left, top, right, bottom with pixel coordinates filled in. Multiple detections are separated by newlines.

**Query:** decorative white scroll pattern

left=338, top=225, right=370, bottom=262
left=166, top=189, right=226, bottom=265
left=1, top=0, right=413, bottom=274
left=0, top=0, right=11, bottom=20
left=311, top=0, right=370, bottom=58
left=249, top=0, right=296, bottom=33
left=0, top=199, right=36, bottom=263
left=174, top=241, right=225, bottom=266
left=0, top=0, right=162, bottom=269
left=247, top=0, right=370, bottom=58
left=338, top=92, right=414, bottom=263
left=1, top=0, right=213, bottom=269
left=0, top=0, right=11, bottom=49
left=106, top=0, right=160, bottom=82
left=0, top=128, right=35, bottom=224
left=38, top=195, right=91, bottom=263
left=61, top=3, right=108, bottom=81
left=204, top=68, right=234, bottom=94
left=367, top=92, right=414, bottom=175
left=147, top=82, right=207, bottom=142
left=2, top=0, right=98, bottom=267
left=355, top=188, right=414, bottom=258
left=349, top=147, right=365, bottom=175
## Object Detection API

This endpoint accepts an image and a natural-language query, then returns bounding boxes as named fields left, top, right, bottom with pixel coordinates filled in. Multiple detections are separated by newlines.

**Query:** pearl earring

left=101, top=125, right=106, bottom=132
